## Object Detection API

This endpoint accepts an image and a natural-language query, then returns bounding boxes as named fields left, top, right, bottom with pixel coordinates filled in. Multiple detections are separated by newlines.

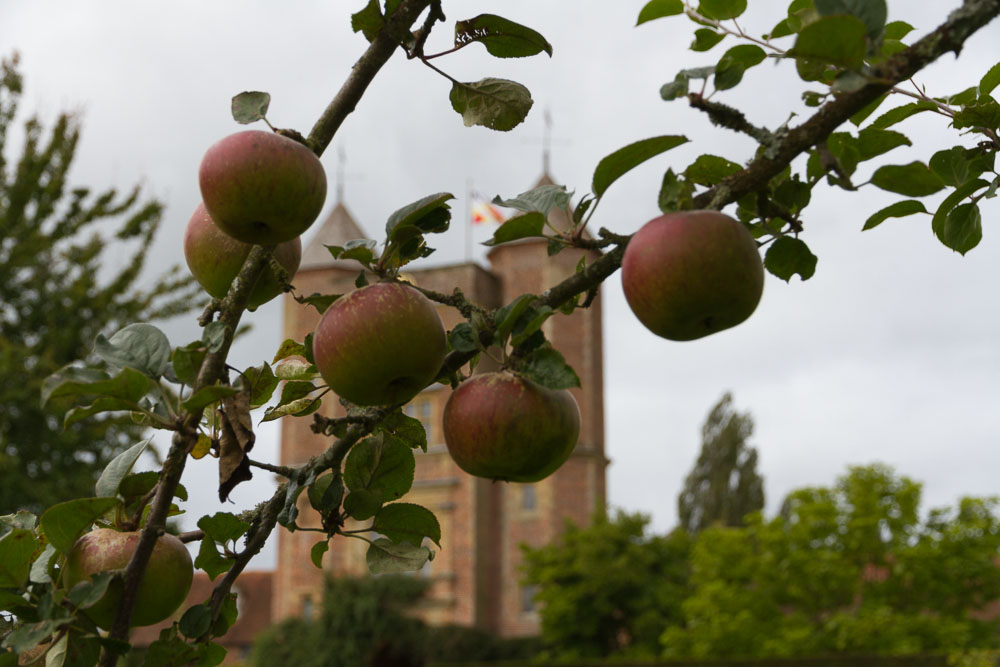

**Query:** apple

left=199, top=129, right=327, bottom=244
left=443, top=371, right=580, bottom=482
left=63, top=528, right=193, bottom=629
left=312, top=282, right=447, bottom=406
left=621, top=211, right=764, bottom=341
left=184, top=202, right=301, bottom=310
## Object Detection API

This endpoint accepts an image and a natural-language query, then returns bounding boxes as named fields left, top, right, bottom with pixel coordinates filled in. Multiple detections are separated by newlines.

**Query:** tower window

left=521, top=584, right=538, bottom=613
left=521, top=484, right=537, bottom=511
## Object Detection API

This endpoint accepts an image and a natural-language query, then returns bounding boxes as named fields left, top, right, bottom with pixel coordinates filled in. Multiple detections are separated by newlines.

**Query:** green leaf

left=198, top=512, right=251, bottom=544
left=0, top=589, right=30, bottom=612
left=684, top=154, right=741, bottom=186
left=592, top=135, right=688, bottom=197
left=274, top=359, right=318, bottom=381
left=180, top=384, right=240, bottom=412
left=952, top=98, right=1000, bottom=130
left=764, top=237, right=818, bottom=281
left=95, top=439, right=150, bottom=497
left=0, top=529, right=37, bottom=587
left=294, top=291, right=341, bottom=315
left=931, top=178, right=988, bottom=243
left=29, top=543, right=56, bottom=584
left=273, top=339, right=309, bottom=363
left=792, top=15, right=867, bottom=68
left=240, top=363, right=280, bottom=408
left=1, top=619, right=69, bottom=655
left=344, top=489, right=382, bottom=521
left=884, top=20, right=914, bottom=40
left=714, top=44, right=767, bottom=90
left=202, top=321, right=227, bottom=353
left=261, top=395, right=322, bottom=422
left=67, top=570, right=116, bottom=610
left=980, top=61, right=1000, bottom=97
left=366, top=538, right=432, bottom=574
left=855, top=127, right=911, bottom=161
left=519, top=346, right=581, bottom=391
left=495, top=293, right=536, bottom=342
left=343, top=433, right=415, bottom=503
left=814, top=0, right=886, bottom=40
left=197, top=641, right=228, bottom=667
left=493, top=184, right=571, bottom=216
left=230, top=91, right=270, bottom=125
left=659, top=169, right=695, bottom=212
left=929, top=146, right=974, bottom=187
left=385, top=193, right=454, bottom=241
left=308, top=472, right=345, bottom=512
left=171, top=343, right=207, bottom=386
left=637, top=0, right=684, bottom=25
left=765, top=18, right=794, bottom=39
left=660, top=76, right=690, bottom=101
left=482, top=212, right=546, bottom=246
left=373, top=503, right=442, bottom=547
left=42, top=365, right=150, bottom=407
left=376, top=410, right=428, bottom=452
left=64, top=396, right=143, bottom=428
left=863, top=200, right=927, bottom=230
left=511, top=305, right=554, bottom=348
left=691, top=28, right=726, bottom=52
left=40, top=498, right=120, bottom=553
left=871, top=162, right=946, bottom=197
left=119, top=471, right=188, bottom=502
left=449, top=78, right=533, bottom=132
left=94, top=323, right=171, bottom=379
left=179, top=604, right=213, bottom=639
left=195, top=539, right=231, bottom=581
left=448, top=322, right=479, bottom=354
left=697, top=0, right=746, bottom=20
left=311, top=540, right=330, bottom=568
left=351, top=0, right=383, bottom=41
left=938, top=203, right=982, bottom=255
left=870, top=101, right=937, bottom=129
left=454, top=14, right=552, bottom=58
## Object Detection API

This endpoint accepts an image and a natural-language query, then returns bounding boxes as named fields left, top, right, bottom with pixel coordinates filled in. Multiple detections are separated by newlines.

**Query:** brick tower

left=273, top=175, right=607, bottom=636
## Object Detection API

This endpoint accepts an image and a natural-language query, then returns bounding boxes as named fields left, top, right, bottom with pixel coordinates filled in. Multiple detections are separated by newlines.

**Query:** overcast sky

left=3, top=1, right=999, bottom=568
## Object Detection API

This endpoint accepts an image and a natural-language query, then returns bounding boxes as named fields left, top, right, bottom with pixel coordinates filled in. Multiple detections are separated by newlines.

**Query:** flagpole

left=465, top=177, right=473, bottom=264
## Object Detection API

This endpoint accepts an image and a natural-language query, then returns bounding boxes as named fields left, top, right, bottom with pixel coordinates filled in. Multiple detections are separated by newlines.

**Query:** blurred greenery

left=524, top=464, right=1000, bottom=661
left=250, top=575, right=541, bottom=667
left=0, top=53, right=200, bottom=513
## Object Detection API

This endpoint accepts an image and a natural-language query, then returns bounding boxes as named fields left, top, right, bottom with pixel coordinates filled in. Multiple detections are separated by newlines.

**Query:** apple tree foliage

left=3, top=0, right=1000, bottom=664
left=0, top=56, right=201, bottom=516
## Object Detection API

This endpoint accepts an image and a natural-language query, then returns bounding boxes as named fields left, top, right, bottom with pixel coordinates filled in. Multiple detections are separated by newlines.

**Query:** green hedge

left=431, top=656, right=950, bottom=667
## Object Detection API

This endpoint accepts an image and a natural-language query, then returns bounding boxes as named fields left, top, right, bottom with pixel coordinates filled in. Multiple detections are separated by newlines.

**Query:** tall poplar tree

left=0, top=54, right=199, bottom=513
left=677, top=392, right=765, bottom=534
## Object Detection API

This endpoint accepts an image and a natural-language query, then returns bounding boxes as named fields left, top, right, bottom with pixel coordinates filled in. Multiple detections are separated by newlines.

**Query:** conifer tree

left=677, top=392, right=764, bottom=534
left=0, top=54, right=199, bottom=513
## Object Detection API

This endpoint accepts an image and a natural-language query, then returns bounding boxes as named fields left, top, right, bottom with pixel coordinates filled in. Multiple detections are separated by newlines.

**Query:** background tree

left=677, top=392, right=765, bottom=534
left=250, top=576, right=539, bottom=667
left=661, top=464, right=1000, bottom=659
left=520, top=510, right=691, bottom=659
left=0, top=55, right=198, bottom=513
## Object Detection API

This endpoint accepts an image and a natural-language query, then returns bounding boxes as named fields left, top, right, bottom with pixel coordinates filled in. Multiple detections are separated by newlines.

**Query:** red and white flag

left=471, top=197, right=506, bottom=225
